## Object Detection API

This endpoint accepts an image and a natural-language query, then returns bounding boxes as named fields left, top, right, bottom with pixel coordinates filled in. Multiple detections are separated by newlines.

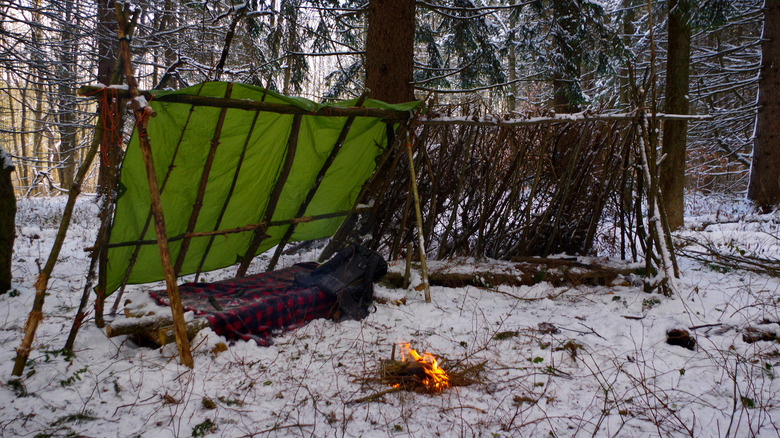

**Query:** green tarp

left=106, top=81, right=418, bottom=294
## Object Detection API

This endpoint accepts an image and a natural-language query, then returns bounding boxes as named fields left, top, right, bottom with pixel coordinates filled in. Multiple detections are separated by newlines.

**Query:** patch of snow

left=134, top=95, right=148, bottom=108
left=0, top=195, right=778, bottom=437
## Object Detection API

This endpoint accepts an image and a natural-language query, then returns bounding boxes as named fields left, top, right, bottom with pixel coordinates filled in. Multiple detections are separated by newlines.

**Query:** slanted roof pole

left=266, top=93, right=369, bottom=271
left=115, top=3, right=193, bottom=368
left=236, top=114, right=304, bottom=277
left=195, top=109, right=261, bottom=280
left=173, top=83, right=234, bottom=276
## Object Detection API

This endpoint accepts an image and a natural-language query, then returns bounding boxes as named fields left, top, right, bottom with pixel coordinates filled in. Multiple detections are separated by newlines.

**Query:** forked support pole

left=115, top=3, right=193, bottom=368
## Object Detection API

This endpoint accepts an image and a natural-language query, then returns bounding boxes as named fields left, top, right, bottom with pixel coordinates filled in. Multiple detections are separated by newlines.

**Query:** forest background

left=1, top=2, right=780, bottom=436
left=0, top=0, right=771, bottom=207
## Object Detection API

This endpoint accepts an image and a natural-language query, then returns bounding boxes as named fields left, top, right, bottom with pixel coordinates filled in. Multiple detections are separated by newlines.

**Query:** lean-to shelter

left=105, top=81, right=419, bottom=295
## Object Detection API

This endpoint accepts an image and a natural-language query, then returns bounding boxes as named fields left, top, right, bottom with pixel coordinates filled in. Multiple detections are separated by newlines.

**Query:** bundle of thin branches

left=678, top=236, right=780, bottom=277
left=379, top=358, right=484, bottom=390
left=349, top=358, right=485, bottom=403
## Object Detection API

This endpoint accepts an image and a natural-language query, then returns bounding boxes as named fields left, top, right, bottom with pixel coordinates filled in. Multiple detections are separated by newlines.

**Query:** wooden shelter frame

left=9, top=4, right=707, bottom=377
left=10, top=6, right=419, bottom=375
left=10, top=86, right=703, bottom=378
left=95, top=91, right=414, bottom=368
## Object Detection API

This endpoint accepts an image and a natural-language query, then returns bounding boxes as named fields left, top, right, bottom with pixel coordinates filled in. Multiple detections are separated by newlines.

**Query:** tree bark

left=94, top=0, right=123, bottom=328
left=552, top=0, right=581, bottom=114
left=97, top=0, right=118, bottom=85
left=507, top=43, right=517, bottom=112
left=619, top=0, right=636, bottom=108
left=365, top=0, right=416, bottom=103
left=96, top=0, right=121, bottom=195
left=748, top=1, right=780, bottom=211
left=661, top=0, right=691, bottom=230
left=0, top=149, right=15, bottom=295
left=360, top=0, right=416, bottom=252
left=55, top=0, right=78, bottom=191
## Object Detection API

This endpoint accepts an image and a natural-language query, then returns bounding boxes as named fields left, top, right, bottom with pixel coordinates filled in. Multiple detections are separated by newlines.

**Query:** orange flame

left=398, top=342, right=450, bottom=391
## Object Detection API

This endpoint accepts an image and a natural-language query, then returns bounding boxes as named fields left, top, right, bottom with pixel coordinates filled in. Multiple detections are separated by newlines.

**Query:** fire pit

left=383, top=343, right=451, bottom=392
left=350, top=342, right=484, bottom=403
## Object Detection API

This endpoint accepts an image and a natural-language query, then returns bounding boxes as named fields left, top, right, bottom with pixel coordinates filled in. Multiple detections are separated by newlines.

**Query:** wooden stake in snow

left=11, top=107, right=104, bottom=378
left=403, top=242, right=413, bottom=289
left=405, top=131, right=431, bottom=302
left=115, top=3, right=193, bottom=368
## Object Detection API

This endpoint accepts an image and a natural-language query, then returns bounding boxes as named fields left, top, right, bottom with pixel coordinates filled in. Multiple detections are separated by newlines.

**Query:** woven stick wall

left=366, top=107, right=640, bottom=261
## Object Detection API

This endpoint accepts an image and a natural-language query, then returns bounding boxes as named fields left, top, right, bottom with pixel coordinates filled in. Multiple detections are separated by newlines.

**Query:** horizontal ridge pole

left=77, top=86, right=412, bottom=121
left=420, top=112, right=711, bottom=127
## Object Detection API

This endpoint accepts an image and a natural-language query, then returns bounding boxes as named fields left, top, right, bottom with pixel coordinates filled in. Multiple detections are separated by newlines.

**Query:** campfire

left=391, top=342, right=450, bottom=392
left=351, top=342, right=484, bottom=403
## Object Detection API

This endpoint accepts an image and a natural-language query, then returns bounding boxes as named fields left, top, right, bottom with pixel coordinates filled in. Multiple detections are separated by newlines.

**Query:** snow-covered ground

left=1, top=194, right=779, bottom=437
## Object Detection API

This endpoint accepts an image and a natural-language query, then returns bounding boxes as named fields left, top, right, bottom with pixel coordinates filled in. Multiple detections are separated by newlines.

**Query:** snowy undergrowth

left=0, top=194, right=778, bottom=437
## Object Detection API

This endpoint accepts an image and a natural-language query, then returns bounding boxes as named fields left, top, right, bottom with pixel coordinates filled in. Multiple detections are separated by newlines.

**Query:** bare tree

left=54, top=0, right=80, bottom=190
left=686, top=2, right=760, bottom=193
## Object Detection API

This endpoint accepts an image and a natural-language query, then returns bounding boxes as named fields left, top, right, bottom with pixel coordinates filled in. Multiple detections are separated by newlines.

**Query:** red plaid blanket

left=150, top=263, right=336, bottom=345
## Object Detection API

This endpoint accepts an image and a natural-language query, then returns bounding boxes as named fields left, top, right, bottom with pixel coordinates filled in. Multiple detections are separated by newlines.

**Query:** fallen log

left=106, top=313, right=209, bottom=343
left=107, top=299, right=210, bottom=346
left=158, top=319, right=211, bottom=345
left=384, top=258, right=639, bottom=289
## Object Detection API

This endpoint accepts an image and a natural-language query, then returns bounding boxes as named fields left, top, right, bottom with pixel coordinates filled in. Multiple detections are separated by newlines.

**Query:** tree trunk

left=551, top=0, right=581, bottom=114
left=18, top=88, right=30, bottom=190
left=283, top=4, right=298, bottom=95
left=0, top=148, right=15, bottom=295
left=96, top=0, right=120, bottom=196
left=748, top=1, right=780, bottom=210
left=56, top=0, right=78, bottom=191
left=6, top=79, right=29, bottom=188
left=97, top=0, right=118, bottom=85
left=94, top=0, right=123, bottom=327
left=31, top=83, right=45, bottom=196
left=619, top=0, right=636, bottom=108
left=508, top=42, right=517, bottom=112
left=356, top=0, right=416, bottom=251
left=365, top=0, right=416, bottom=103
left=661, top=0, right=691, bottom=230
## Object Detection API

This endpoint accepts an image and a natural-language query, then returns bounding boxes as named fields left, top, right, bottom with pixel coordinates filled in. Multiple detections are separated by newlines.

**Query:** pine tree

left=661, top=0, right=692, bottom=230
left=508, top=0, right=626, bottom=111
left=365, top=0, right=416, bottom=102
left=748, top=0, right=780, bottom=210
